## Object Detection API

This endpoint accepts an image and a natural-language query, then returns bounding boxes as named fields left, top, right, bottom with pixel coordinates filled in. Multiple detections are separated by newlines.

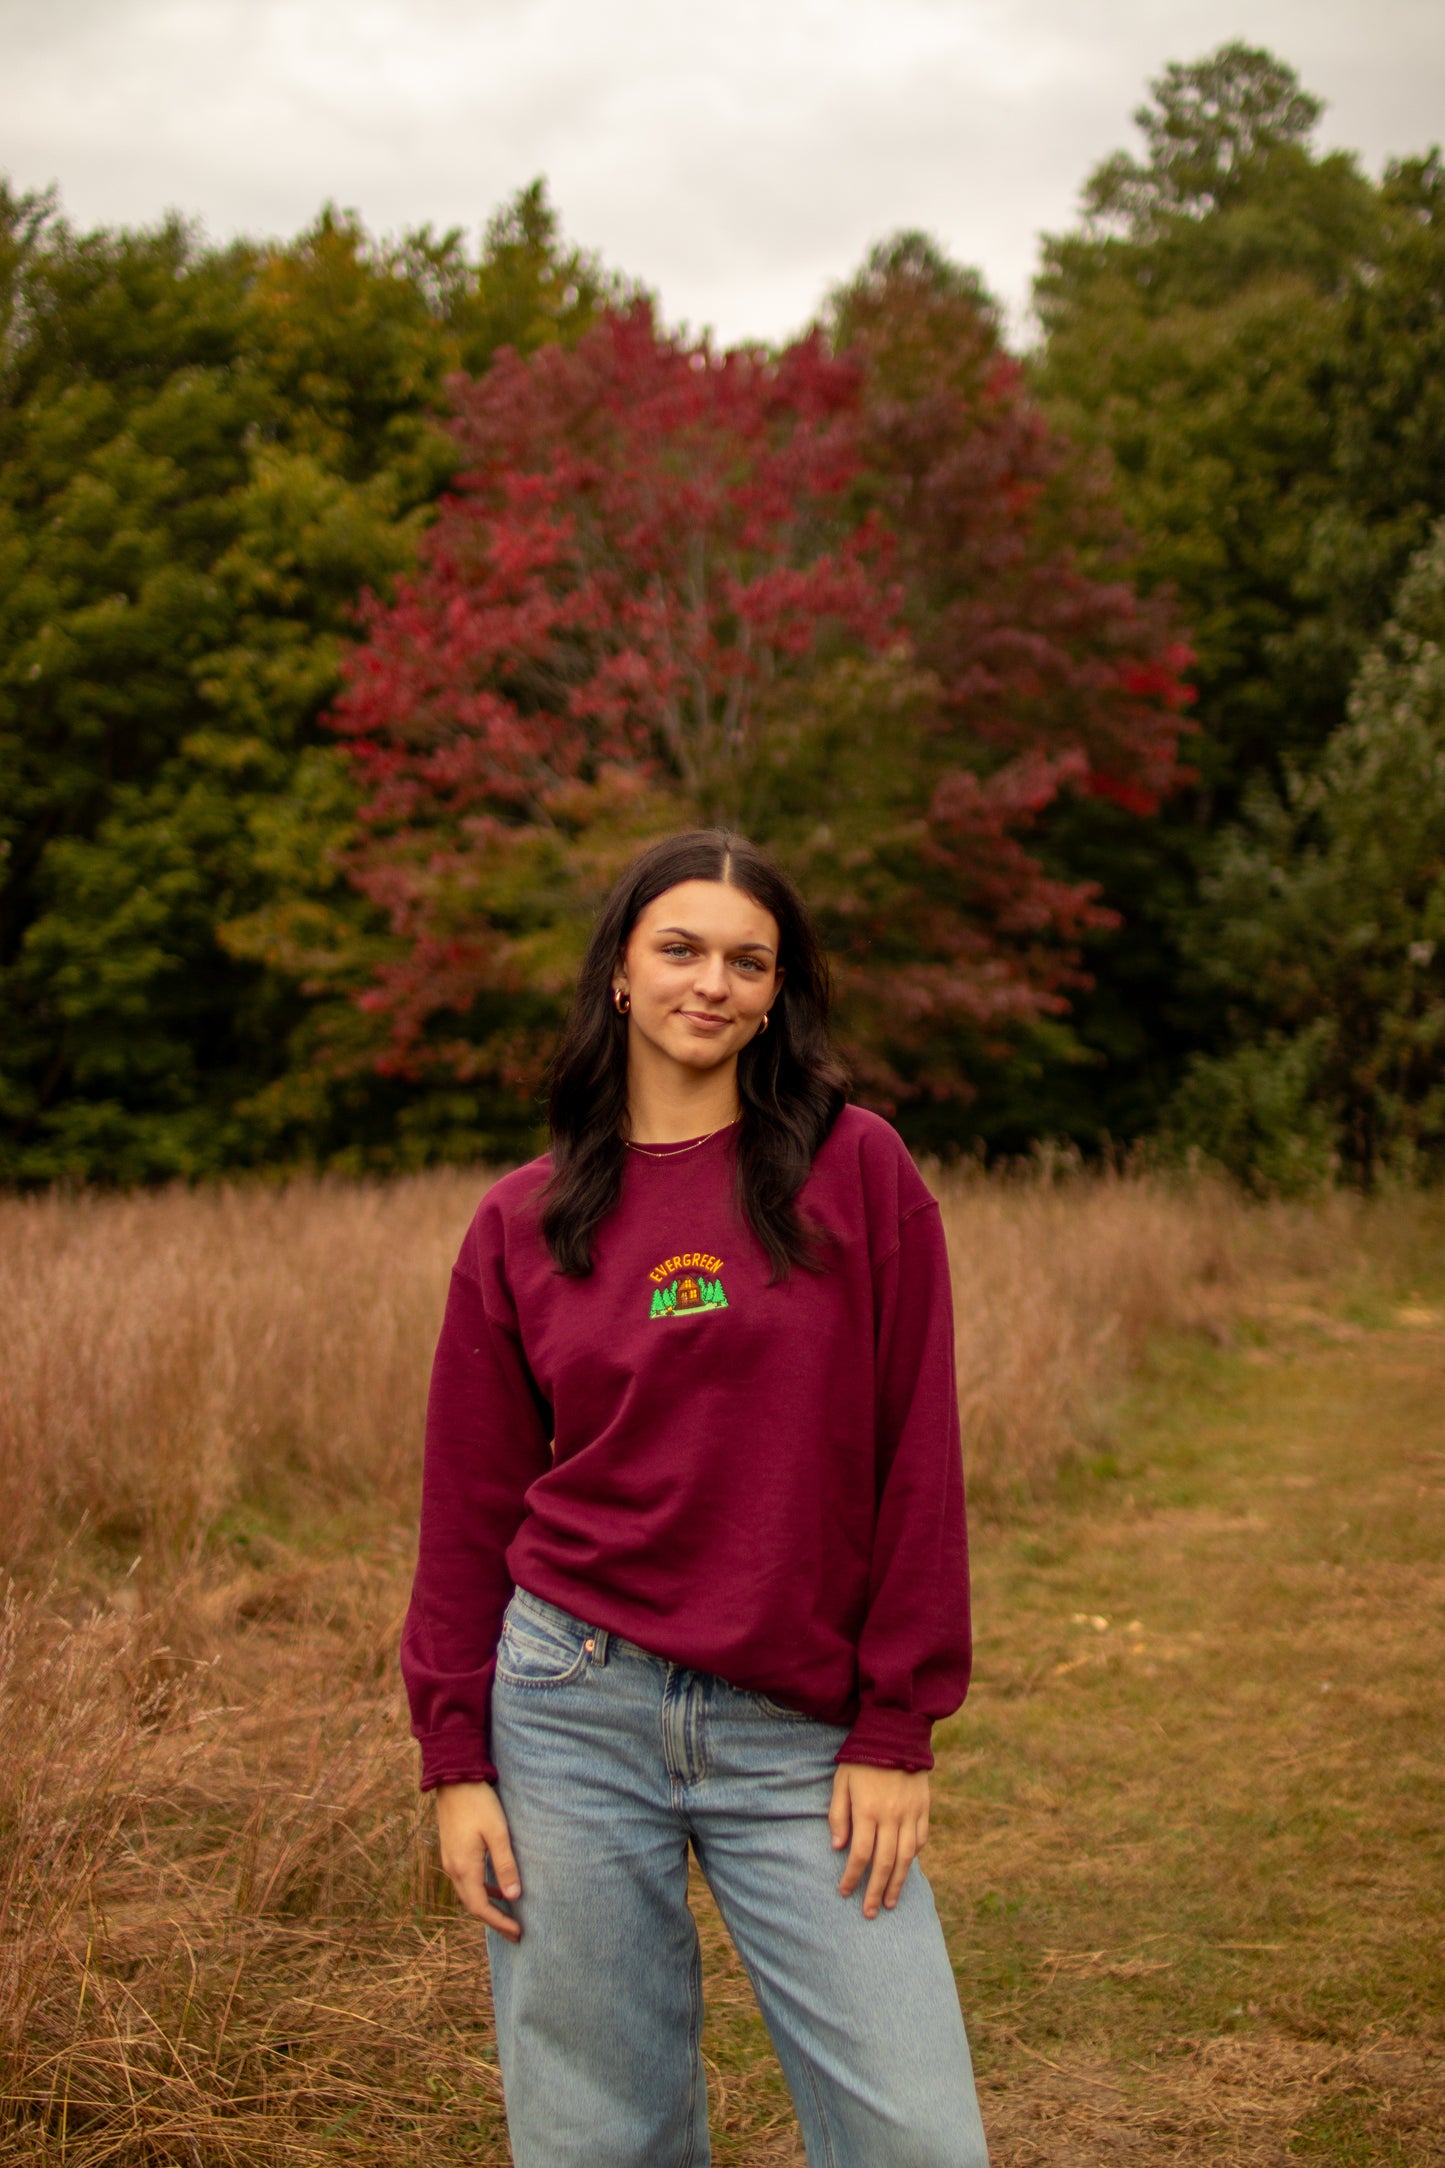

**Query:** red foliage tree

left=327, top=299, right=896, bottom=1088
left=799, top=239, right=1195, bottom=1102
left=330, top=275, right=1193, bottom=1114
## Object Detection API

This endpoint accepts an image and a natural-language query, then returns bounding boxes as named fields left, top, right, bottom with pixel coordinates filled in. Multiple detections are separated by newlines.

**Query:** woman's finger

left=828, top=1769, right=852, bottom=1850
left=882, top=1830, right=918, bottom=1909
left=441, top=1847, right=522, bottom=1939
left=861, top=1825, right=899, bottom=1919
left=480, top=1824, right=522, bottom=1901
left=861, top=1834, right=898, bottom=1918
left=838, top=1808, right=877, bottom=1897
left=461, top=1878, right=523, bottom=1940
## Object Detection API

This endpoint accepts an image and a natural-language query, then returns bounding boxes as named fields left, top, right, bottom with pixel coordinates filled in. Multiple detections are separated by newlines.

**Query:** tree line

left=2, top=43, right=1442, bottom=1188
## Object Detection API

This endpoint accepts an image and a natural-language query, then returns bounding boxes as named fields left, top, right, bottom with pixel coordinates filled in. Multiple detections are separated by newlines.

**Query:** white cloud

left=1, top=0, right=1441, bottom=346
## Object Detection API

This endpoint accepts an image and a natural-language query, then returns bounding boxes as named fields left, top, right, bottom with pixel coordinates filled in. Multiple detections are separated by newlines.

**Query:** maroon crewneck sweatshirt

left=401, top=1104, right=971, bottom=1788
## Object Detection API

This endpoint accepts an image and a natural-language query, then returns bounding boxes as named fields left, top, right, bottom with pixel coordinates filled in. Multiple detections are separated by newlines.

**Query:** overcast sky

left=2, top=0, right=1441, bottom=347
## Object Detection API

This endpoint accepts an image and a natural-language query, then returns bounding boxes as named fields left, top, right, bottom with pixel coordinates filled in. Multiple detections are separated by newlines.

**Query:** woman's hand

left=434, top=1781, right=523, bottom=1941
left=829, top=1762, right=930, bottom=1919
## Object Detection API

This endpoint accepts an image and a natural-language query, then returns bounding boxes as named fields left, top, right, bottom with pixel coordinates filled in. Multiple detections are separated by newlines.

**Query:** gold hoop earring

left=758, top=1012, right=770, bottom=1033
left=613, top=987, right=630, bottom=1015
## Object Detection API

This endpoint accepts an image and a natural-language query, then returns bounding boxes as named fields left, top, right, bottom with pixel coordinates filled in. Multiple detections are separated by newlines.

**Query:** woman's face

left=612, top=879, right=784, bottom=1079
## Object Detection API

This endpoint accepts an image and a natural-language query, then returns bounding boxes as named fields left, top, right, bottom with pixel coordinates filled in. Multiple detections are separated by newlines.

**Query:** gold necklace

left=623, top=1113, right=741, bottom=1159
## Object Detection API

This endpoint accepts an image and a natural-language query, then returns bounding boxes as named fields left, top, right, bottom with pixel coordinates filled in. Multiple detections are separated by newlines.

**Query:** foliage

left=1167, top=520, right=1445, bottom=1190
left=803, top=236, right=1193, bottom=1112
left=1028, top=42, right=1444, bottom=1147
left=1085, top=40, right=1323, bottom=216
left=1043, top=41, right=1378, bottom=315
left=1034, top=44, right=1388, bottom=800
left=7, top=40, right=1445, bottom=1181
left=1292, top=151, right=1445, bottom=708
left=0, top=178, right=620, bottom=1181
left=333, top=267, right=1191, bottom=1117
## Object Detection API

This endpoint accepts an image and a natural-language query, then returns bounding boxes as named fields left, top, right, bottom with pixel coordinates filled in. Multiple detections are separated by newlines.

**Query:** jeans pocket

left=496, top=1598, right=591, bottom=1688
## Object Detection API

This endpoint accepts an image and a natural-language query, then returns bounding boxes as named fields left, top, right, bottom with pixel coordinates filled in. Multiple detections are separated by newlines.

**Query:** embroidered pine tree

left=649, top=1275, right=728, bottom=1318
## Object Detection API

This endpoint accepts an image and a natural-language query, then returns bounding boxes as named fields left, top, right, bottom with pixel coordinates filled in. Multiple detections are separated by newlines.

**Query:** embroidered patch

left=647, top=1250, right=728, bottom=1320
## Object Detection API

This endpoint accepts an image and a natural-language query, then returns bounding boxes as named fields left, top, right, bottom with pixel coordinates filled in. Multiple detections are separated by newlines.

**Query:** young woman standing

left=402, top=829, right=990, bottom=2167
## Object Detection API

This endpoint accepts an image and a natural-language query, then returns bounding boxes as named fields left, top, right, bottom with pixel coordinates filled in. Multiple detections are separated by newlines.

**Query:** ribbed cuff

left=834, top=1706, right=935, bottom=1773
left=416, top=1729, right=498, bottom=1792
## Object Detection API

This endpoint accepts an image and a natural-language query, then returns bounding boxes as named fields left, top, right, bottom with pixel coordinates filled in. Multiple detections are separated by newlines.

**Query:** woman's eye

left=660, top=944, right=765, bottom=970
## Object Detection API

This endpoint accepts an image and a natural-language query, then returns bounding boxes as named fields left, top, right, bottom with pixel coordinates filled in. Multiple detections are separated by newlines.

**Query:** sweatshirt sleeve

left=836, top=1194, right=971, bottom=1773
left=400, top=1209, right=554, bottom=1791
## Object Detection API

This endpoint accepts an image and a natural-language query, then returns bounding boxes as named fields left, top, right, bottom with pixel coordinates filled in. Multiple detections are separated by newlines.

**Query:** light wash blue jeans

left=484, top=1586, right=990, bottom=2168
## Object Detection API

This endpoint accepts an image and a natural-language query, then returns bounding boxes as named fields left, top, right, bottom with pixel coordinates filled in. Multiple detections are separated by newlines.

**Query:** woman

left=401, top=828, right=990, bottom=2167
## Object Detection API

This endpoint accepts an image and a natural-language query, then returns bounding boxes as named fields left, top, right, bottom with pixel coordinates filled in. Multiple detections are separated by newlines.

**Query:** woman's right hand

left=434, top=1781, right=523, bottom=1941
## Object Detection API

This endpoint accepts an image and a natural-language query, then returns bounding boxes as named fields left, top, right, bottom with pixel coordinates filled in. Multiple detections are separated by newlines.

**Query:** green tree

left=1168, top=519, right=1445, bottom=1190
left=1291, top=152, right=1445, bottom=715
left=1035, top=43, right=1384, bottom=803
left=1026, top=43, right=1444, bottom=1147
left=447, top=179, right=617, bottom=371
left=1044, top=41, right=1377, bottom=313
left=0, top=180, right=619, bottom=1181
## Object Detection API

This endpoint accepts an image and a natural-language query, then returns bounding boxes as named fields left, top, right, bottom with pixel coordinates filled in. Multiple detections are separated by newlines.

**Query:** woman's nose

left=694, top=953, right=729, bottom=998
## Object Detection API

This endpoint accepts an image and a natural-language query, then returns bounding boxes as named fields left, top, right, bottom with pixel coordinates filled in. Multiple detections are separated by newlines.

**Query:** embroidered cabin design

left=647, top=1250, right=728, bottom=1321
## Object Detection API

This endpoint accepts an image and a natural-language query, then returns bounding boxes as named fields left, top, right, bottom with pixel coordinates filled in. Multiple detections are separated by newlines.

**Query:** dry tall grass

left=7, top=1156, right=1418, bottom=1561
left=937, top=1161, right=1239, bottom=1503
left=0, top=1164, right=1439, bottom=2161
left=0, top=1172, right=472, bottom=1565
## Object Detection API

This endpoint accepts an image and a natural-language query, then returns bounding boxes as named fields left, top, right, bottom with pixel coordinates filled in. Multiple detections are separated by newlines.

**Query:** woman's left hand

left=829, top=1762, right=930, bottom=1919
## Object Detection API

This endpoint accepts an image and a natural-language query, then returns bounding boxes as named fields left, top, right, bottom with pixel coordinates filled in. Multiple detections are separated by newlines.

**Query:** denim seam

left=502, top=1622, right=581, bottom=1659
left=801, top=2059, right=840, bottom=2168
left=493, top=1668, right=590, bottom=1692
left=494, top=1625, right=590, bottom=1691
left=688, top=1677, right=710, bottom=1786
left=677, top=1919, right=706, bottom=2168
left=748, top=1690, right=815, bottom=1723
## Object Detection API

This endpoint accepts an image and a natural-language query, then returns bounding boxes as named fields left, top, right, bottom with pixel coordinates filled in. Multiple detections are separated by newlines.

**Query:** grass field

left=1, top=1170, right=1441, bottom=2163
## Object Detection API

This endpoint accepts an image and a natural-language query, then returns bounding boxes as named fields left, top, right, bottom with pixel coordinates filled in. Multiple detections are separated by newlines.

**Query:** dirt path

left=696, top=1299, right=1445, bottom=2165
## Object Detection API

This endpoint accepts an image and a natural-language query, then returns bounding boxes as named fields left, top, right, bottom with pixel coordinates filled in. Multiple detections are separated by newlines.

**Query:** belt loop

left=587, top=1625, right=610, bottom=1666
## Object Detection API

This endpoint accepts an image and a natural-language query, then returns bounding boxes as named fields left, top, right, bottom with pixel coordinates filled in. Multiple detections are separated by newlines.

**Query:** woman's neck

left=624, top=1060, right=741, bottom=1145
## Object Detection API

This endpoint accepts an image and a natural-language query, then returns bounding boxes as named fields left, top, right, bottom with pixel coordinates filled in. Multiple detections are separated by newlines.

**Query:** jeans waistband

left=510, top=1583, right=669, bottom=1671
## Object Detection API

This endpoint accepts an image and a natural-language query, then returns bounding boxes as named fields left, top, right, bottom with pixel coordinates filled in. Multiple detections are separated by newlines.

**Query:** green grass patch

left=944, top=1301, right=1445, bottom=2158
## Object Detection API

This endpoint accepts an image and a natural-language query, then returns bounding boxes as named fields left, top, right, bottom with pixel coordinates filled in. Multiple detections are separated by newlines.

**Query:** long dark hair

left=537, top=829, right=849, bottom=1281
